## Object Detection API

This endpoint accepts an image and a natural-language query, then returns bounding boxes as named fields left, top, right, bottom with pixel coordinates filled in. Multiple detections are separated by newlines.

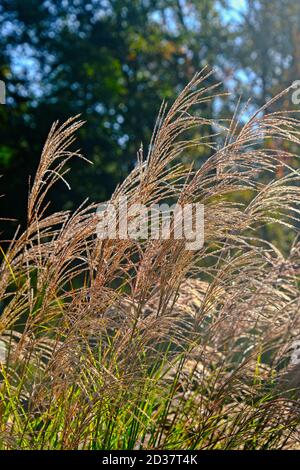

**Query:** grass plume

left=1, top=69, right=300, bottom=449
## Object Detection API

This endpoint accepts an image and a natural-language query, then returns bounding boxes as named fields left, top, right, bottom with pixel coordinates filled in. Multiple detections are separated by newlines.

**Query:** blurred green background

left=0, top=0, right=299, bottom=239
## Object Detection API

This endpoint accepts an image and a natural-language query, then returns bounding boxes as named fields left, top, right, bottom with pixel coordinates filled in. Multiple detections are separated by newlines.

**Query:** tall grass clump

left=1, top=68, right=300, bottom=449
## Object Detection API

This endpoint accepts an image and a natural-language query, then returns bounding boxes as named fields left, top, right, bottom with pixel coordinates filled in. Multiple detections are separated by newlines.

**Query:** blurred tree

left=0, top=0, right=230, bottom=237
left=230, top=0, right=300, bottom=105
left=225, top=0, right=300, bottom=249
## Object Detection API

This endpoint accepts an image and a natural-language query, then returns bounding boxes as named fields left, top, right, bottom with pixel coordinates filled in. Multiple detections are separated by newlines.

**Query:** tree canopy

left=0, top=0, right=299, bottom=236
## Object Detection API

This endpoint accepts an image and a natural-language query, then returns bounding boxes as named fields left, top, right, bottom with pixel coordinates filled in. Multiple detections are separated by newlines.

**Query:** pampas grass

left=1, top=68, right=300, bottom=449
